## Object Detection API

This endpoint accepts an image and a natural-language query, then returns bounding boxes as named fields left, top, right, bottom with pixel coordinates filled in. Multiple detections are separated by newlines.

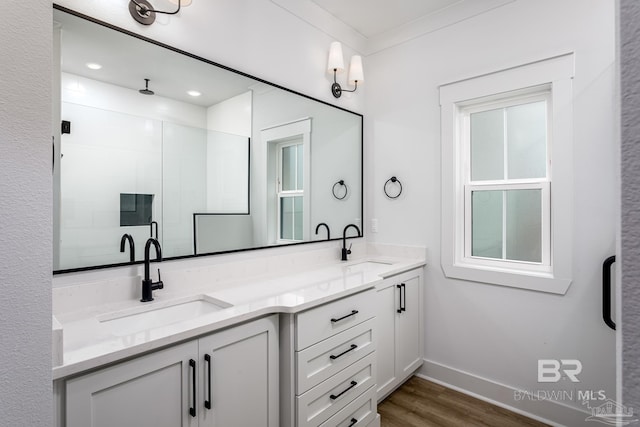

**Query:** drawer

left=297, top=319, right=376, bottom=394
left=297, top=289, right=376, bottom=350
left=319, top=385, right=377, bottom=427
left=297, top=352, right=376, bottom=427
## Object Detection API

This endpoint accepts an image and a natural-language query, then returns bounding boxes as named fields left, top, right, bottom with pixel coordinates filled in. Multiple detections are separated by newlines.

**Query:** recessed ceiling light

left=187, top=90, right=201, bottom=97
left=86, top=62, right=102, bottom=70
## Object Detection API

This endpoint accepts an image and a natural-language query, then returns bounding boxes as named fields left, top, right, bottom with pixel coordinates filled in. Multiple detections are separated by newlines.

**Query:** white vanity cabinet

left=64, top=315, right=279, bottom=427
left=375, top=268, right=424, bottom=401
left=281, top=289, right=379, bottom=427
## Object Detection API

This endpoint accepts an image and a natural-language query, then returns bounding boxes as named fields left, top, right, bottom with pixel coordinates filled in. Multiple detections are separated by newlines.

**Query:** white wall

left=0, top=2, right=52, bottom=425
left=205, top=130, right=250, bottom=214
left=206, top=92, right=252, bottom=212
left=620, top=0, right=640, bottom=412
left=206, top=91, right=252, bottom=137
left=365, top=0, right=617, bottom=420
left=162, top=122, right=208, bottom=257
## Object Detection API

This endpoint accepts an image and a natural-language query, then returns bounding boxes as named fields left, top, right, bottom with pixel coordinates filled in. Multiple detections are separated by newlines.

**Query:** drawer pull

left=397, top=283, right=406, bottom=313
left=348, top=418, right=358, bottom=427
left=331, top=310, right=359, bottom=323
left=330, top=344, right=357, bottom=360
left=330, top=380, right=358, bottom=400
left=189, top=359, right=196, bottom=417
left=204, top=354, right=212, bottom=410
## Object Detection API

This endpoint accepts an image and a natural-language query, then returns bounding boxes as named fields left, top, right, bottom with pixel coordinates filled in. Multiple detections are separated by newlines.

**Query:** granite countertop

left=53, top=256, right=425, bottom=380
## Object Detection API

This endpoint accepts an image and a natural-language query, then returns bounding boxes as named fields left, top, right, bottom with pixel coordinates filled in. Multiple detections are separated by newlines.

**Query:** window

left=277, top=140, right=304, bottom=241
left=463, top=91, right=551, bottom=270
left=260, top=118, right=311, bottom=245
left=440, top=54, right=574, bottom=294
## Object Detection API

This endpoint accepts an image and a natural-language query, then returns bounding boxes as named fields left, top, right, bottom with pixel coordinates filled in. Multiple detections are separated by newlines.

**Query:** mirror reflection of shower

left=139, top=78, right=154, bottom=95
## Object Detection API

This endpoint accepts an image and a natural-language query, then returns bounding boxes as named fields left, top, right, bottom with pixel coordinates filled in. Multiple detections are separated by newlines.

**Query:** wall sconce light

left=129, top=0, right=192, bottom=26
left=327, top=42, right=364, bottom=98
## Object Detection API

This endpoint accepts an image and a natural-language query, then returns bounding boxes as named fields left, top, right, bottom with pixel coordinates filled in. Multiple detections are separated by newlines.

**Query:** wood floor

left=378, top=376, right=549, bottom=427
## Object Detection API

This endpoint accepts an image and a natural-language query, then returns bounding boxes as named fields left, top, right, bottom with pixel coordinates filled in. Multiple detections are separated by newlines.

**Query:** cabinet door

left=198, top=316, right=279, bottom=427
left=66, top=341, right=199, bottom=427
left=395, top=275, right=423, bottom=378
left=375, top=283, right=397, bottom=398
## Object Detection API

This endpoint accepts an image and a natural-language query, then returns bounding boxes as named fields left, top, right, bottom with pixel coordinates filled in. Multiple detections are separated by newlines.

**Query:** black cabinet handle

left=331, top=310, right=358, bottom=323
left=330, top=380, right=358, bottom=400
left=397, top=284, right=406, bottom=313
left=189, top=359, right=196, bottom=417
left=330, top=344, right=357, bottom=360
left=348, top=418, right=358, bottom=427
left=204, top=354, right=212, bottom=410
left=401, top=283, right=406, bottom=312
left=603, top=255, right=616, bottom=330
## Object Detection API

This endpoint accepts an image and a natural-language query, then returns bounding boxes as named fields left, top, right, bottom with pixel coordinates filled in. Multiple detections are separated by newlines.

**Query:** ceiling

left=272, top=0, right=515, bottom=54
left=309, top=0, right=462, bottom=38
left=56, top=9, right=258, bottom=108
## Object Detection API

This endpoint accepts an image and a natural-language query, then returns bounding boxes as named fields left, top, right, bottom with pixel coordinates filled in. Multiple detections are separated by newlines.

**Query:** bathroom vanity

left=52, top=245, right=425, bottom=427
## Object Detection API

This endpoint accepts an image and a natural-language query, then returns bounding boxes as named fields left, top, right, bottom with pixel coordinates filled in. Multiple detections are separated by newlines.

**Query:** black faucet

left=315, top=222, right=331, bottom=241
left=141, top=238, right=163, bottom=302
left=341, top=224, right=361, bottom=261
left=150, top=221, right=158, bottom=239
left=119, top=233, right=135, bottom=262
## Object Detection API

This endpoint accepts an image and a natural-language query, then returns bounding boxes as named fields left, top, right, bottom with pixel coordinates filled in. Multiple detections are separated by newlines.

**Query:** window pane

left=472, top=190, right=503, bottom=259
left=296, top=145, right=303, bottom=190
left=280, top=197, right=293, bottom=240
left=281, top=145, right=296, bottom=191
left=294, top=196, right=303, bottom=240
left=470, top=109, right=504, bottom=181
left=506, top=101, right=547, bottom=179
left=506, top=189, right=542, bottom=262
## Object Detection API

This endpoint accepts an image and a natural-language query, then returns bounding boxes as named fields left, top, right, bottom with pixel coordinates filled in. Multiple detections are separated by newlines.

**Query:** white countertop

left=53, top=256, right=425, bottom=380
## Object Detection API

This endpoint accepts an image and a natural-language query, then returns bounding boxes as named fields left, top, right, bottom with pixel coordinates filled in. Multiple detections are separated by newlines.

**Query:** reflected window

left=277, top=141, right=303, bottom=241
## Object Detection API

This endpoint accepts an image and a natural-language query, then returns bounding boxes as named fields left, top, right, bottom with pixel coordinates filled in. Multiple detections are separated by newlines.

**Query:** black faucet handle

left=347, top=243, right=352, bottom=254
left=155, top=268, right=164, bottom=290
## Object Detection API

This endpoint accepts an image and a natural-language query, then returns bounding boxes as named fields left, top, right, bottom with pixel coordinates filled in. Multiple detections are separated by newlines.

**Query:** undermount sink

left=343, top=260, right=393, bottom=273
left=98, top=296, right=232, bottom=336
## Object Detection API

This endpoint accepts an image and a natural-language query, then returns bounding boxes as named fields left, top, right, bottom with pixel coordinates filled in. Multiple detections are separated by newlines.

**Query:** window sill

left=441, top=261, right=572, bottom=294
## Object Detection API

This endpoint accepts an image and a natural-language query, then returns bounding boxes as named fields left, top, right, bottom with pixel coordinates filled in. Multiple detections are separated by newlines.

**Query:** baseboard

left=418, top=359, right=593, bottom=427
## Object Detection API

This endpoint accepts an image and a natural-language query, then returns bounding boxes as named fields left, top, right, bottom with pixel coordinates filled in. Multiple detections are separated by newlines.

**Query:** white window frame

left=276, top=140, right=304, bottom=242
left=440, top=53, right=574, bottom=294
left=260, top=118, right=311, bottom=245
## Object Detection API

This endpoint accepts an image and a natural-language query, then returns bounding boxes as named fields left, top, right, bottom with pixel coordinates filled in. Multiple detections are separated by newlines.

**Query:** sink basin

left=343, top=260, right=393, bottom=274
left=98, top=296, right=232, bottom=336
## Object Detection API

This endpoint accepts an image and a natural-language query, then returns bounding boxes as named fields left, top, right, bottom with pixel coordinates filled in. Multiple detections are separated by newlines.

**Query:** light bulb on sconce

left=129, top=0, right=192, bottom=26
left=327, top=41, right=364, bottom=98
